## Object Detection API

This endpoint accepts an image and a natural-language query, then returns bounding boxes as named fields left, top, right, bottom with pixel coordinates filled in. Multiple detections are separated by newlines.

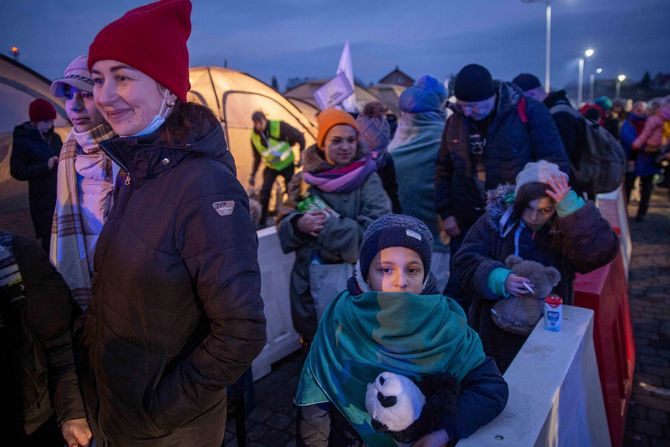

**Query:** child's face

left=368, top=247, right=425, bottom=294
left=522, top=197, right=555, bottom=231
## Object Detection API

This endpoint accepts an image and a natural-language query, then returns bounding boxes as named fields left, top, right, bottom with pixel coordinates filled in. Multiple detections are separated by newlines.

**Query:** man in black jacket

left=436, top=65, right=568, bottom=307
left=0, top=231, right=89, bottom=446
left=10, top=99, right=63, bottom=253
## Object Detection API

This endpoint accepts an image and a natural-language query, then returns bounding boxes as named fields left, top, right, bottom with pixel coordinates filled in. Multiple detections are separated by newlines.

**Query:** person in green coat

left=277, top=108, right=391, bottom=343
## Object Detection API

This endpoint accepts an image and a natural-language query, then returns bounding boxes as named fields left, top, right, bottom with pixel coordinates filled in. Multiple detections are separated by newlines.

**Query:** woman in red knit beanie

left=10, top=98, right=62, bottom=252
left=80, top=1, right=267, bottom=445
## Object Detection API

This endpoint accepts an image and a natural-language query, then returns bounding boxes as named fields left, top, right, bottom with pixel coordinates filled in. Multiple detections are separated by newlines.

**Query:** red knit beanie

left=316, top=108, right=359, bottom=149
left=29, top=99, right=57, bottom=122
left=88, top=0, right=192, bottom=102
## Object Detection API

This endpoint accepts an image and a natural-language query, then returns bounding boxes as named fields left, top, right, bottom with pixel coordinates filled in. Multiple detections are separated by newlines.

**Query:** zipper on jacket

left=99, top=140, right=131, bottom=185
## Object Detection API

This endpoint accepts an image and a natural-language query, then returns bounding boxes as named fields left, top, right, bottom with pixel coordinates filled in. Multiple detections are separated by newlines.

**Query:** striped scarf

left=50, top=123, right=116, bottom=311
left=302, top=156, right=378, bottom=193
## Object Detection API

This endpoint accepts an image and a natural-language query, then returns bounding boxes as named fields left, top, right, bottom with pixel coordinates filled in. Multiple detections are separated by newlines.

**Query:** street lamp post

left=590, top=67, right=603, bottom=103
left=616, top=74, right=626, bottom=98
left=522, top=0, right=552, bottom=92
left=10, top=46, right=20, bottom=60
left=578, top=48, right=594, bottom=107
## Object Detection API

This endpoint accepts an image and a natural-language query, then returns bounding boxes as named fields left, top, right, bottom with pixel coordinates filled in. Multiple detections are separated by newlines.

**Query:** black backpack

left=550, top=104, right=626, bottom=195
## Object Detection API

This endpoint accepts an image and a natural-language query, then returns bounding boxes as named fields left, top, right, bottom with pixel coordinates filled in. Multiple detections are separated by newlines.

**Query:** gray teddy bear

left=490, top=255, right=561, bottom=335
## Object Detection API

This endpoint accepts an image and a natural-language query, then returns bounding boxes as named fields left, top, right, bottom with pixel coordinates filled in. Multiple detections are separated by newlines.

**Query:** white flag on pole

left=336, top=41, right=357, bottom=113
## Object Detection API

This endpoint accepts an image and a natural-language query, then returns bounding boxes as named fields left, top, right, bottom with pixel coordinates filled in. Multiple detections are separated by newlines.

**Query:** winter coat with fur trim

left=276, top=144, right=391, bottom=340
left=452, top=185, right=618, bottom=372
left=81, top=105, right=266, bottom=446
left=435, top=82, right=569, bottom=229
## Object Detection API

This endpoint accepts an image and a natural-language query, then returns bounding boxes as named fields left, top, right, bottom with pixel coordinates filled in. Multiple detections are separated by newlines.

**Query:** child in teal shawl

left=295, top=215, right=508, bottom=447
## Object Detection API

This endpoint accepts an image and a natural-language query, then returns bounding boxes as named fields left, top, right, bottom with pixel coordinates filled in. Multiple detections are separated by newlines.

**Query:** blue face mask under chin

left=132, top=89, right=171, bottom=137
left=134, top=115, right=166, bottom=137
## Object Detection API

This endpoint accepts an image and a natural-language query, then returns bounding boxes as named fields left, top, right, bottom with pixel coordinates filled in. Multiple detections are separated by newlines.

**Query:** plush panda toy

left=365, top=371, right=460, bottom=445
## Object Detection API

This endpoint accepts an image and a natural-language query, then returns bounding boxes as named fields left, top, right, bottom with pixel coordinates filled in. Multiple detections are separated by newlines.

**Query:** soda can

left=544, top=294, right=563, bottom=332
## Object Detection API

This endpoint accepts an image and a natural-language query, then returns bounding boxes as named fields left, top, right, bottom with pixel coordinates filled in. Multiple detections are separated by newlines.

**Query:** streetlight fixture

left=616, top=74, right=626, bottom=98
left=590, top=67, right=603, bottom=103
left=10, top=46, right=20, bottom=60
left=522, top=0, right=552, bottom=93
left=578, top=48, right=595, bottom=106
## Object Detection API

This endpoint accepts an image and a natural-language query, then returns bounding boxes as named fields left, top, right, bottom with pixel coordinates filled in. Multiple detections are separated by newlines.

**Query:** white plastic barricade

left=458, top=306, right=610, bottom=447
left=251, top=226, right=301, bottom=380
left=596, top=185, right=631, bottom=278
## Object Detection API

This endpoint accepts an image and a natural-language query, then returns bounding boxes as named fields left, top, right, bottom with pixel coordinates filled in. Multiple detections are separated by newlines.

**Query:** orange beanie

left=316, top=108, right=359, bottom=149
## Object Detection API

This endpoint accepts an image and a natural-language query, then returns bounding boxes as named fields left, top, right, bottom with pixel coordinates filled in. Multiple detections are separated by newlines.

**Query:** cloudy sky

left=1, top=0, right=668, bottom=91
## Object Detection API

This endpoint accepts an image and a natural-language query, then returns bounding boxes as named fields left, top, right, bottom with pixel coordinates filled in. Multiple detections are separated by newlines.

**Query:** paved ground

left=624, top=187, right=670, bottom=447
left=227, top=188, right=670, bottom=447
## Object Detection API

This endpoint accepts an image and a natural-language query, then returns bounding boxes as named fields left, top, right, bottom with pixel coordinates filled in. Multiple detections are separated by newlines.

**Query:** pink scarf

left=303, top=156, right=377, bottom=193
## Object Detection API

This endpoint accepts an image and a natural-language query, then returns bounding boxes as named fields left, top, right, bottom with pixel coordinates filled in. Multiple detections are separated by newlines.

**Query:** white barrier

left=251, top=226, right=301, bottom=380
left=596, top=185, right=632, bottom=278
left=458, top=306, right=611, bottom=447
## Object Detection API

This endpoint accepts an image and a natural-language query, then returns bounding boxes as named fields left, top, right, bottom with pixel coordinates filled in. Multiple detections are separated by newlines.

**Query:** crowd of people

left=3, top=0, right=670, bottom=446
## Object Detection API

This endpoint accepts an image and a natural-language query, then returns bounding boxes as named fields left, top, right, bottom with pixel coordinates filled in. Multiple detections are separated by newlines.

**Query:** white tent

left=188, top=67, right=317, bottom=183
left=0, top=55, right=70, bottom=237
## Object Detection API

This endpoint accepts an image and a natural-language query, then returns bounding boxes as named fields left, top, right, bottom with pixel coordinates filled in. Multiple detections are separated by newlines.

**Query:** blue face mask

left=133, top=89, right=171, bottom=137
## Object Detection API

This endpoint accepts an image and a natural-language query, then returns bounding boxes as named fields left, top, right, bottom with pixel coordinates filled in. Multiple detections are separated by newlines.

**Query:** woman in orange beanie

left=277, top=107, right=391, bottom=343
left=80, top=1, right=266, bottom=445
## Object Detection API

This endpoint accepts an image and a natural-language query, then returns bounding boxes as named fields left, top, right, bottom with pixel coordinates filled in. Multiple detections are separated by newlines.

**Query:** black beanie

left=454, top=64, right=495, bottom=102
left=359, top=215, right=433, bottom=281
left=512, top=73, right=542, bottom=92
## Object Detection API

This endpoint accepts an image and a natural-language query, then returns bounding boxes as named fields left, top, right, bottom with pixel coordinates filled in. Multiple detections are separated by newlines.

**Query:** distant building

left=378, top=66, right=415, bottom=87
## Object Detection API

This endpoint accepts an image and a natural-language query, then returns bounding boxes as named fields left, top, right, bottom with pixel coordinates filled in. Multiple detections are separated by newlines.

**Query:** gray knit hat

left=515, top=160, right=569, bottom=194
left=359, top=214, right=433, bottom=281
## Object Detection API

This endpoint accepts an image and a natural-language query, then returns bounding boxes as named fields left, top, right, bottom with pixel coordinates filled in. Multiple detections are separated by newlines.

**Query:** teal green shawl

left=295, top=290, right=486, bottom=447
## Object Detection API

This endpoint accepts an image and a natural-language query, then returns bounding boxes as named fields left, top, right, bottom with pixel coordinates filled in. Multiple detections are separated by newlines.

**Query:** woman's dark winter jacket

left=10, top=123, right=62, bottom=238
left=435, top=82, right=569, bottom=229
left=82, top=105, right=267, bottom=446
left=296, top=275, right=509, bottom=446
left=276, top=145, right=390, bottom=340
left=0, top=233, right=84, bottom=441
left=452, top=185, right=618, bottom=372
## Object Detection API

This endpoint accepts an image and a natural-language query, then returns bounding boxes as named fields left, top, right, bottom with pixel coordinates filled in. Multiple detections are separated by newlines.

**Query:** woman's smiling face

left=324, top=124, right=357, bottom=165
left=91, top=60, right=168, bottom=136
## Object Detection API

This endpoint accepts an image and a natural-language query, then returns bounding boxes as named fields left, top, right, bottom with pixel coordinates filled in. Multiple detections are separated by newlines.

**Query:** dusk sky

left=2, top=0, right=669, bottom=92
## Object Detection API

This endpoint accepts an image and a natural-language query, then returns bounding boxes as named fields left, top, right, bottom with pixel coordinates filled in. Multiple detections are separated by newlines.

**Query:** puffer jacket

left=82, top=105, right=267, bottom=446
left=10, top=123, right=62, bottom=238
left=633, top=107, right=670, bottom=149
left=435, top=82, right=569, bottom=229
left=452, top=185, right=618, bottom=372
left=276, top=144, right=391, bottom=340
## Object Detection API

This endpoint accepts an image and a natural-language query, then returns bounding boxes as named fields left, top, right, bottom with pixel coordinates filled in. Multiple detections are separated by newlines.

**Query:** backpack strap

left=516, top=97, right=528, bottom=124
